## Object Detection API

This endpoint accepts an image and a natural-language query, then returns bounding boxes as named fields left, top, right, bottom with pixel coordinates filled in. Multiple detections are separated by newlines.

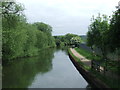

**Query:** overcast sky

left=16, top=0, right=119, bottom=36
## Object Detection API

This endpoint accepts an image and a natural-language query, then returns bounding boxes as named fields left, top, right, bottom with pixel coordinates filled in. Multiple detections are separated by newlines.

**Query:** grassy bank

left=90, top=69, right=120, bottom=88
left=75, top=47, right=101, bottom=61
left=68, top=48, right=120, bottom=88
left=68, top=48, right=90, bottom=70
left=75, top=47, right=119, bottom=73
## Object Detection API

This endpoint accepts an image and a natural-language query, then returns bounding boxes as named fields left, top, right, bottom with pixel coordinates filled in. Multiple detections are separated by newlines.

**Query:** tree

left=33, top=22, right=52, bottom=34
left=64, top=33, right=78, bottom=45
left=87, top=30, right=94, bottom=50
left=2, top=1, right=26, bottom=60
left=2, top=2, right=25, bottom=29
left=2, top=1, right=55, bottom=61
left=108, top=8, right=120, bottom=53
left=107, top=7, right=120, bottom=65
left=87, top=14, right=109, bottom=58
left=70, top=36, right=82, bottom=46
left=54, top=34, right=81, bottom=47
left=87, top=14, right=110, bottom=73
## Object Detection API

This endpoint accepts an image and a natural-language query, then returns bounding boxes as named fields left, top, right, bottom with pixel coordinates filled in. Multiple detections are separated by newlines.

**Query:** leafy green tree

left=34, top=22, right=55, bottom=48
left=54, top=36, right=63, bottom=46
left=87, top=14, right=110, bottom=73
left=54, top=34, right=81, bottom=47
left=87, top=14, right=109, bottom=58
left=2, top=1, right=55, bottom=61
left=2, top=2, right=25, bottom=29
left=107, top=7, right=120, bottom=66
left=33, top=22, right=52, bottom=34
left=23, top=24, right=38, bottom=57
left=2, top=2, right=26, bottom=60
left=87, top=30, right=94, bottom=50
left=70, top=36, right=82, bottom=46
left=107, top=8, right=120, bottom=53
left=64, top=33, right=78, bottom=45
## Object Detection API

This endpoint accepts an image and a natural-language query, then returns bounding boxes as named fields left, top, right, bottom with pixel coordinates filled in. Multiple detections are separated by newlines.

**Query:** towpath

left=70, top=48, right=120, bottom=80
left=70, top=48, right=91, bottom=67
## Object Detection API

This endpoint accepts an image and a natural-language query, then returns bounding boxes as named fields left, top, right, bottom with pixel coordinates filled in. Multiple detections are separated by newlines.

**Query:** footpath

left=70, top=48, right=91, bottom=67
left=70, top=48, right=120, bottom=88
left=69, top=48, right=110, bottom=88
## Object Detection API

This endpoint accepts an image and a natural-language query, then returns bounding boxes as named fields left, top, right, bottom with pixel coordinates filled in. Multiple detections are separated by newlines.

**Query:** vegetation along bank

left=2, top=2, right=56, bottom=62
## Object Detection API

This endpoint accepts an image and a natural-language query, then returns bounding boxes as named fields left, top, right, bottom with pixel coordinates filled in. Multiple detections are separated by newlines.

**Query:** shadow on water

left=3, top=47, right=90, bottom=88
left=55, top=46, right=69, bottom=55
left=2, top=48, right=55, bottom=88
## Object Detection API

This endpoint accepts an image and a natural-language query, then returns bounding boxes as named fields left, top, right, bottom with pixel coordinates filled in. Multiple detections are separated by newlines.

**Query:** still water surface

left=3, top=48, right=89, bottom=88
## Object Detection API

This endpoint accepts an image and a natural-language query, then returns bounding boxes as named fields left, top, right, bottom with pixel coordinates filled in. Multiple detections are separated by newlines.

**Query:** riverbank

left=68, top=48, right=110, bottom=88
left=2, top=46, right=56, bottom=65
left=70, top=48, right=91, bottom=67
left=3, top=49, right=89, bottom=88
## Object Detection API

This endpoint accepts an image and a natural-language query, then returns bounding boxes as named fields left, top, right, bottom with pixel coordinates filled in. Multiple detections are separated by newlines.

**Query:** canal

left=3, top=48, right=89, bottom=88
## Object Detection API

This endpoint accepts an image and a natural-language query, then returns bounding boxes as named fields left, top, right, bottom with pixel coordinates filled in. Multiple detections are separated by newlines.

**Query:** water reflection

left=2, top=48, right=55, bottom=88
left=3, top=48, right=89, bottom=88
left=56, top=46, right=68, bottom=55
left=29, top=49, right=88, bottom=88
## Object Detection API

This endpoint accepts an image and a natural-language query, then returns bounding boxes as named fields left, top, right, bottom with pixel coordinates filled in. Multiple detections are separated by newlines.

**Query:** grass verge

left=68, top=48, right=91, bottom=71
left=75, top=47, right=119, bottom=73
left=75, top=47, right=101, bottom=61
left=68, top=48, right=120, bottom=88
left=90, top=69, right=120, bottom=88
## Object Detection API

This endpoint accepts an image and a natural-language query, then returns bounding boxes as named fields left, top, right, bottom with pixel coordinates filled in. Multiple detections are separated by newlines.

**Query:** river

left=3, top=48, right=89, bottom=88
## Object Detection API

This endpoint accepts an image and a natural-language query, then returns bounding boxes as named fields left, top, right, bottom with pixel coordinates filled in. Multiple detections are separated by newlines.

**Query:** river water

left=3, top=48, right=89, bottom=88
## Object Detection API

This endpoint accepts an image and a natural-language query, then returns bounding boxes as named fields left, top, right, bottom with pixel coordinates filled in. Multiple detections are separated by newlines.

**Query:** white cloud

left=16, top=0, right=120, bottom=35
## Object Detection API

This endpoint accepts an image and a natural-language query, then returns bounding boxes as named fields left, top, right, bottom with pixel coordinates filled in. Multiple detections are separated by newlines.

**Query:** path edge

left=68, top=48, right=110, bottom=89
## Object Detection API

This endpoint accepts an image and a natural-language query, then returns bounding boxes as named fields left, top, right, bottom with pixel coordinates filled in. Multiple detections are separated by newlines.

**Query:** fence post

left=91, top=60, right=94, bottom=69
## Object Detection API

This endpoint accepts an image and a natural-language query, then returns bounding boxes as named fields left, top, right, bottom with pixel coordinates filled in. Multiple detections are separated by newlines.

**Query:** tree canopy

left=54, top=33, right=82, bottom=47
left=2, top=1, right=55, bottom=61
left=107, top=8, right=120, bottom=52
left=87, top=7, right=120, bottom=59
left=33, top=22, right=52, bottom=34
left=87, top=14, right=109, bottom=57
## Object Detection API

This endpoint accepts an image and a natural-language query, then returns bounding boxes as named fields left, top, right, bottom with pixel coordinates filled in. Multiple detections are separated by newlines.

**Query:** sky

left=16, top=0, right=119, bottom=36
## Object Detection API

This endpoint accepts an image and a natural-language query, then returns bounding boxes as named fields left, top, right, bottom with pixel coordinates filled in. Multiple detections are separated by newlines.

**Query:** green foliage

left=75, top=47, right=102, bottom=60
left=3, top=48, right=55, bottom=88
left=68, top=48, right=90, bottom=70
left=87, top=8, right=120, bottom=59
left=2, top=2, right=25, bottom=29
left=90, top=69, right=120, bottom=88
left=86, top=8, right=120, bottom=83
left=54, top=35, right=65, bottom=47
left=54, top=33, right=82, bottom=47
left=2, top=1, right=55, bottom=61
left=87, top=6, right=120, bottom=51
left=87, top=14, right=109, bottom=57
left=23, top=24, right=38, bottom=57
left=64, top=33, right=78, bottom=45
left=70, top=36, right=82, bottom=45
left=107, top=9, right=120, bottom=52
left=33, top=22, right=52, bottom=34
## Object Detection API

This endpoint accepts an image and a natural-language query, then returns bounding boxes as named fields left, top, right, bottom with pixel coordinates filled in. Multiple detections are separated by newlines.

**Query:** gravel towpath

left=70, top=48, right=91, bottom=67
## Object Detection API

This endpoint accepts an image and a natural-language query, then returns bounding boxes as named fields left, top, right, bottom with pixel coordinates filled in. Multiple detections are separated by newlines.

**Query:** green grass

left=68, top=48, right=120, bottom=88
left=75, top=47, right=101, bottom=61
left=90, top=69, right=120, bottom=88
left=75, top=47, right=119, bottom=73
left=68, top=48, right=91, bottom=70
